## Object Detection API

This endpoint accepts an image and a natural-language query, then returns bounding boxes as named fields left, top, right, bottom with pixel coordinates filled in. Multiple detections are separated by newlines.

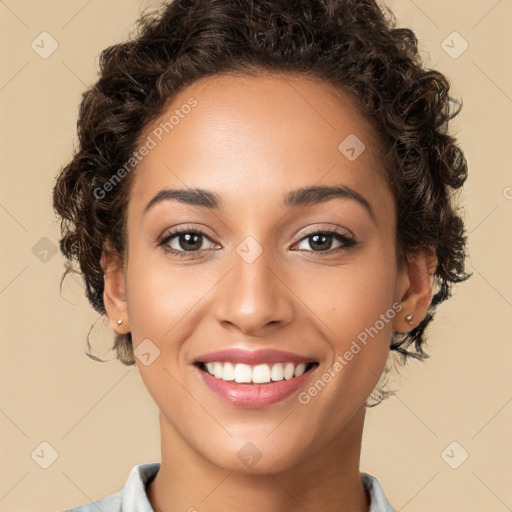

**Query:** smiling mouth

left=194, top=361, right=319, bottom=385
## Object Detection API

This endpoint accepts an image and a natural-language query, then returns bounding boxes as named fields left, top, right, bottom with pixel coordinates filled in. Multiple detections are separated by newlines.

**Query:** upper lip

left=194, top=348, right=318, bottom=366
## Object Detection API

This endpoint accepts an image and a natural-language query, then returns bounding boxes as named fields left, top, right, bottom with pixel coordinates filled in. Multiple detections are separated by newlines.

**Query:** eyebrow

left=143, top=184, right=375, bottom=221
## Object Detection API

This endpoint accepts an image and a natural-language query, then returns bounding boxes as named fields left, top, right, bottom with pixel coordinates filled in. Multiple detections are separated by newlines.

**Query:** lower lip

left=194, top=365, right=317, bottom=408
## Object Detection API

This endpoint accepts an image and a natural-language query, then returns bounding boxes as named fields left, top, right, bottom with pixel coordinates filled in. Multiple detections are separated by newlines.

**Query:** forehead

left=128, top=72, right=393, bottom=222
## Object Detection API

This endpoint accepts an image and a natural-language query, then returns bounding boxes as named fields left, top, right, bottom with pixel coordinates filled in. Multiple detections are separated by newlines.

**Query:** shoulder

left=61, top=490, right=123, bottom=512
left=360, top=472, right=398, bottom=512
left=59, top=462, right=161, bottom=512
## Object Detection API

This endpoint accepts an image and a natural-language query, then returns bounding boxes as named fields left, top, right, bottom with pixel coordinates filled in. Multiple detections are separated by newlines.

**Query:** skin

left=101, top=72, right=436, bottom=512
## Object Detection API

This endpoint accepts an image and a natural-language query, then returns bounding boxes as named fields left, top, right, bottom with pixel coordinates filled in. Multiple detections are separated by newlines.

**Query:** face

left=106, top=72, right=416, bottom=473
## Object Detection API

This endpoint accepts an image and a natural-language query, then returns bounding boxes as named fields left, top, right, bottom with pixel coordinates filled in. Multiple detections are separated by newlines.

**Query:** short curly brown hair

left=52, top=0, right=470, bottom=403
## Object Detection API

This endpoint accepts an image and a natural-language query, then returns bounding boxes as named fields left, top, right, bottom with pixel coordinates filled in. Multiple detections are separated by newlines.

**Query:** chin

left=200, top=436, right=310, bottom=475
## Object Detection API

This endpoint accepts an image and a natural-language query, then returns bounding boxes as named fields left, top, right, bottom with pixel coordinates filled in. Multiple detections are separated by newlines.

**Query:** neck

left=147, top=406, right=370, bottom=512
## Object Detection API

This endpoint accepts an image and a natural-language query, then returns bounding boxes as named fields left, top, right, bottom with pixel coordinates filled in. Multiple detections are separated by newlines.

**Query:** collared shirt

left=63, top=462, right=398, bottom=512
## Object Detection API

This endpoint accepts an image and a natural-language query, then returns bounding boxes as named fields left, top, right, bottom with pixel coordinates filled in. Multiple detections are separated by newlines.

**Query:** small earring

left=405, top=314, right=413, bottom=324
left=117, top=319, right=123, bottom=325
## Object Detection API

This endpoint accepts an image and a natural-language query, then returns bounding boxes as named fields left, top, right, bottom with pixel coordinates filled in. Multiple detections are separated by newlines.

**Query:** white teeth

left=234, top=363, right=252, bottom=383
left=252, top=364, right=271, bottom=383
left=222, top=362, right=235, bottom=381
left=213, top=362, right=223, bottom=379
left=283, top=362, right=295, bottom=379
left=294, top=363, right=307, bottom=377
left=270, top=363, right=284, bottom=381
left=201, top=361, right=314, bottom=383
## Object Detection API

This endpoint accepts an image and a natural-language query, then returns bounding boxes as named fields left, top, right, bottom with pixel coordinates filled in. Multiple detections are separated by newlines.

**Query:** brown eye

left=172, top=232, right=204, bottom=251
left=158, top=228, right=219, bottom=257
left=294, top=231, right=357, bottom=254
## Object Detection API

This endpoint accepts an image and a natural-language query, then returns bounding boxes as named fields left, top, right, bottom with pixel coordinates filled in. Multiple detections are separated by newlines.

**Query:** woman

left=52, top=0, right=469, bottom=510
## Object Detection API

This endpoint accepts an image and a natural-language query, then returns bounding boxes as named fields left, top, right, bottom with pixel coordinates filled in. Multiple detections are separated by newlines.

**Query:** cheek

left=125, top=248, right=211, bottom=342
left=124, top=252, right=203, bottom=415
left=299, top=243, right=397, bottom=341
left=296, top=242, right=398, bottom=389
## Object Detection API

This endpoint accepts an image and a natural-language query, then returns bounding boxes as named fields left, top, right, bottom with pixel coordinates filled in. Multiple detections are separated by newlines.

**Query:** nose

left=213, top=243, right=295, bottom=337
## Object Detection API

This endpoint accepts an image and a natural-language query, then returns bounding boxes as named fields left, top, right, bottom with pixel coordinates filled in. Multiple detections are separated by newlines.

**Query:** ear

left=100, top=242, right=129, bottom=334
left=393, top=247, right=437, bottom=333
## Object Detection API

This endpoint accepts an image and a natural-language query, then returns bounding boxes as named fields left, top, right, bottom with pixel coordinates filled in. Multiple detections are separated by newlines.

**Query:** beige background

left=1, top=1, right=511, bottom=511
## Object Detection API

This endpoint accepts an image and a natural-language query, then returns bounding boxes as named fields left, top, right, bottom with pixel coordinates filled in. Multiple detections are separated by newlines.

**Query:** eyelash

left=157, top=225, right=358, bottom=260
